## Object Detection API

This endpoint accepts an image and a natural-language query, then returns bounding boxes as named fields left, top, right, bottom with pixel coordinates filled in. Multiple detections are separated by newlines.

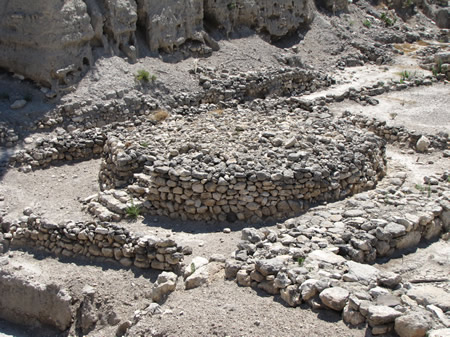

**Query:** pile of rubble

left=223, top=171, right=449, bottom=336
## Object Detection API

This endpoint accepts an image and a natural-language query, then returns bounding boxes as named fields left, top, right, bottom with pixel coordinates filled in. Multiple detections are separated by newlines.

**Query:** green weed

left=399, top=70, right=411, bottom=81
left=415, top=184, right=425, bottom=192
left=126, top=200, right=141, bottom=219
left=381, top=12, right=396, bottom=27
left=363, top=19, right=372, bottom=28
left=136, top=69, right=150, bottom=82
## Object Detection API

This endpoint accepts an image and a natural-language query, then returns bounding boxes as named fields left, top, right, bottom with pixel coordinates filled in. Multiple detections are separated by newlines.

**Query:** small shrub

left=0, top=92, right=9, bottom=100
left=151, top=74, right=157, bottom=82
left=140, top=141, right=149, bottom=148
left=126, top=200, right=140, bottom=219
left=190, top=263, right=196, bottom=274
left=297, top=257, right=305, bottom=266
left=432, top=60, right=443, bottom=77
left=389, top=112, right=398, bottom=120
left=363, top=19, right=372, bottom=28
left=381, top=12, right=396, bottom=26
left=399, top=70, right=415, bottom=82
left=415, top=184, right=425, bottom=192
left=136, top=69, right=150, bottom=82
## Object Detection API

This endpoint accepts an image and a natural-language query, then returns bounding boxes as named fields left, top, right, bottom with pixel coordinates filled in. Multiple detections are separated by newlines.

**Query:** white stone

left=152, top=271, right=177, bottom=303
left=367, top=305, right=402, bottom=326
left=319, top=287, right=349, bottom=311
left=395, top=313, right=430, bottom=337
left=428, top=329, right=450, bottom=337
left=307, top=250, right=346, bottom=265
left=416, top=136, right=430, bottom=153
left=408, top=286, right=450, bottom=312
left=344, top=261, right=379, bottom=285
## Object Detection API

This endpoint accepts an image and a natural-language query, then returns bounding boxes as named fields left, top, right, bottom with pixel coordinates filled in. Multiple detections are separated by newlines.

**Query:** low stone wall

left=346, top=112, right=449, bottom=150
left=9, top=129, right=106, bottom=169
left=1, top=211, right=184, bottom=272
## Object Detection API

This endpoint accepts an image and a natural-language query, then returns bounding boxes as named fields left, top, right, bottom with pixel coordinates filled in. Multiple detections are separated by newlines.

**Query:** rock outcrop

left=0, top=1, right=95, bottom=87
left=0, top=0, right=319, bottom=88
left=203, top=0, right=315, bottom=38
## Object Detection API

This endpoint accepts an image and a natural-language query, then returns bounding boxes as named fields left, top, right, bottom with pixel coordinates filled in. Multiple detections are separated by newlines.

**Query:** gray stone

left=343, top=304, right=366, bottom=326
left=300, top=279, right=318, bottom=301
left=274, top=272, right=292, bottom=289
left=185, top=265, right=209, bottom=290
left=367, top=305, right=402, bottom=326
left=10, top=100, right=27, bottom=109
left=416, top=136, right=430, bottom=153
left=319, top=287, right=349, bottom=311
left=242, top=228, right=264, bottom=243
left=344, top=261, right=379, bottom=285
left=396, top=231, right=421, bottom=250
left=255, top=257, right=286, bottom=276
left=280, top=285, right=301, bottom=307
left=224, top=260, right=242, bottom=279
left=408, top=286, right=450, bottom=312
left=378, top=271, right=402, bottom=289
left=152, top=271, right=177, bottom=303
left=307, top=250, right=346, bottom=265
left=384, top=222, right=406, bottom=238
left=236, top=269, right=251, bottom=287
left=395, top=313, right=430, bottom=337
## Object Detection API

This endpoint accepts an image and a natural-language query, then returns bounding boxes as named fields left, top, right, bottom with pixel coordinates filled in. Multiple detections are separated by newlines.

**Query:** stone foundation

left=1, top=212, right=184, bottom=272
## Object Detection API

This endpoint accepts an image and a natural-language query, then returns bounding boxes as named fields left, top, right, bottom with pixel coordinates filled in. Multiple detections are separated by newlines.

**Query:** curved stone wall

left=98, top=106, right=387, bottom=222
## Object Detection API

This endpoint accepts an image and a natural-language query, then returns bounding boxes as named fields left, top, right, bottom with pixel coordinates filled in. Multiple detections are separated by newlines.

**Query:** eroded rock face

left=0, top=1, right=94, bottom=87
left=136, top=0, right=205, bottom=53
left=0, top=270, right=72, bottom=331
left=0, top=0, right=321, bottom=87
left=204, top=0, right=315, bottom=38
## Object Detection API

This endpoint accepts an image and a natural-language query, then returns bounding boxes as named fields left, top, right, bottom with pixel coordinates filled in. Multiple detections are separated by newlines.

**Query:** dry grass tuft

left=208, top=108, right=224, bottom=115
left=149, top=109, right=170, bottom=123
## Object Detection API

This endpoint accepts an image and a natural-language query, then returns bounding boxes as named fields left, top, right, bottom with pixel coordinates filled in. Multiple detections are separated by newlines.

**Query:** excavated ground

left=0, top=4, right=449, bottom=337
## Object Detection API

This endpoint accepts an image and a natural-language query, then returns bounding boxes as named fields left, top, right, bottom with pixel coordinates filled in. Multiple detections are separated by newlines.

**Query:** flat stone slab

left=344, top=261, right=380, bottom=284
left=408, top=286, right=450, bottom=312
left=307, top=250, right=346, bottom=265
